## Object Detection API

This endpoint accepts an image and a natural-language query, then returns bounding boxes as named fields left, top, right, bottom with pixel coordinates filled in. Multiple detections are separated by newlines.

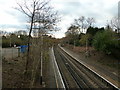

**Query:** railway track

left=53, top=46, right=119, bottom=89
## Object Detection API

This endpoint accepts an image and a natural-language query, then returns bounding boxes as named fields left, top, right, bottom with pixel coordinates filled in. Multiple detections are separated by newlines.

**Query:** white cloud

left=51, top=0, right=120, bottom=38
left=0, top=0, right=120, bottom=38
left=0, top=0, right=27, bottom=32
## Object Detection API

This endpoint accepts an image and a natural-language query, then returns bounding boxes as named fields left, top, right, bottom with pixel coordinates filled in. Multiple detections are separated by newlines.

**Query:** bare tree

left=33, top=7, right=60, bottom=36
left=31, top=6, right=60, bottom=86
left=74, top=16, right=86, bottom=33
left=66, top=25, right=80, bottom=35
left=16, top=1, right=60, bottom=87
left=16, top=0, right=53, bottom=76
left=74, top=16, right=95, bottom=33
left=86, top=17, right=95, bottom=27
left=0, top=31, right=7, bottom=36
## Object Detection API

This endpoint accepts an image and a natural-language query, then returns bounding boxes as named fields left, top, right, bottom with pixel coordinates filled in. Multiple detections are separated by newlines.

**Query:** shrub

left=92, top=30, right=119, bottom=55
left=79, top=34, right=92, bottom=46
left=2, top=39, right=10, bottom=48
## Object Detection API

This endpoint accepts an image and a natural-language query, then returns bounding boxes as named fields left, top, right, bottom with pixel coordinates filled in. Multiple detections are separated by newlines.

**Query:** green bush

left=2, top=34, right=28, bottom=48
left=79, top=34, right=92, bottom=46
left=2, top=39, right=10, bottom=48
left=92, top=30, right=119, bottom=55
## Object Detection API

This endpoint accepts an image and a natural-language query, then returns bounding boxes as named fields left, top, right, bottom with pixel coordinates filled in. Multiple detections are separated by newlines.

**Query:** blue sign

left=20, top=45, right=28, bottom=53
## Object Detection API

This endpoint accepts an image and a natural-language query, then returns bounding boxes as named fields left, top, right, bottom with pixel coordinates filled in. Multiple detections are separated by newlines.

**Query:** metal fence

left=2, top=48, right=18, bottom=59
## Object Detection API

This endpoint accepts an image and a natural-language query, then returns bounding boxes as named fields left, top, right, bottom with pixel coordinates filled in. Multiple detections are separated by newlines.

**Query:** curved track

left=53, top=46, right=119, bottom=89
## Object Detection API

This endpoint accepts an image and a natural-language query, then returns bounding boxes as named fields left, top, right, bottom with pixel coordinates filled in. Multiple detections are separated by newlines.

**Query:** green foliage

left=79, top=34, right=91, bottom=46
left=87, top=26, right=105, bottom=36
left=65, top=25, right=80, bottom=46
left=2, top=33, right=28, bottom=48
left=92, top=30, right=119, bottom=54
left=2, top=38, right=10, bottom=48
left=66, top=25, right=79, bottom=36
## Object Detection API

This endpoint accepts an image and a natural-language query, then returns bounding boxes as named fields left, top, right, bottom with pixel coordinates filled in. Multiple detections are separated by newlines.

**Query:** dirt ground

left=2, top=54, right=26, bottom=88
left=64, top=44, right=120, bottom=73
left=2, top=47, right=56, bottom=88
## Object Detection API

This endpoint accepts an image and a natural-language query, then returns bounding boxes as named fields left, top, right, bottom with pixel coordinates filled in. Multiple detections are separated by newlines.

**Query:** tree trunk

left=25, top=11, right=35, bottom=80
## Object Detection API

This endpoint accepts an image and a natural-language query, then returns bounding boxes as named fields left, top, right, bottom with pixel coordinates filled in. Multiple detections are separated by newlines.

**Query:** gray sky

left=0, top=0, right=119, bottom=38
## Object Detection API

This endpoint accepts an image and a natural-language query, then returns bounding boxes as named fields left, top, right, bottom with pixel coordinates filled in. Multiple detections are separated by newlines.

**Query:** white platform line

left=52, top=47, right=66, bottom=89
left=51, top=48, right=59, bottom=88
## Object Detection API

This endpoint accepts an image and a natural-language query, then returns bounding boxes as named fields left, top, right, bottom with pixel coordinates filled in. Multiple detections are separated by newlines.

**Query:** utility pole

left=10, top=35, right=11, bottom=47
left=74, top=40, right=75, bottom=49
left=40, top=34, right=43, bottom=85
left=85, top=39, right=88, bottom=57
left=10, top=35, right=13, bottom=59
left=18, top=36, right=20, bottom=57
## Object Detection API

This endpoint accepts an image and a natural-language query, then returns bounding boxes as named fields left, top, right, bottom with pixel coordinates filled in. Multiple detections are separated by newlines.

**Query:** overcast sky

left=0, top=0, right=119, bottom=38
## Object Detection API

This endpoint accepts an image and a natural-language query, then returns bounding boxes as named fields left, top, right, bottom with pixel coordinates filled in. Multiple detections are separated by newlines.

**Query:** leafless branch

left=16, top=2, right=32, bottom=18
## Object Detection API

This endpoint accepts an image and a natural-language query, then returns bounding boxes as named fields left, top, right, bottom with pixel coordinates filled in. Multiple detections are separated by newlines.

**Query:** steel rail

left=58, top=45, right=119, bottom=90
